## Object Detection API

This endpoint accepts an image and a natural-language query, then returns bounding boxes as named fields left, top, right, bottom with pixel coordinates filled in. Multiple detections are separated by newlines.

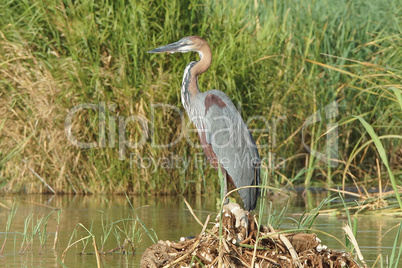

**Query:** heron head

left=147, top=36, right=207, bottom=54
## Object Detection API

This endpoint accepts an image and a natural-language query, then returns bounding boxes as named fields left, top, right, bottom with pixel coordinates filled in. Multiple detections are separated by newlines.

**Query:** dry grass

left=0, top=36, right=69, bottom=193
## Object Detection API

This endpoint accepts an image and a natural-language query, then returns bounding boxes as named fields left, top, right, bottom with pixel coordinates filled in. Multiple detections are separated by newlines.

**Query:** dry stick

left=195, top=251, right=213, bottom=264
left=376, top=158, right=383, bottom=207
left=184, top=198, right=204, bottom=227
left=371, top=254, right=382, bottom=268
left=26, top=164, right=56, bottom=194
left=265, top=223, right=302, bottom=267
left=267, top=223, right=275, bottom=233
left=250, top=216, right=260, bottom=267
left=92, top=236, right=101, bottom=268
left=170, top=240, right=194, bottom=250
left=184, top=198, right=225, bottom=263
left=319, top=255, right=324, bottom=268
left=53, top=223, right=59, bottom=251
left=221, top=238, right=230, bottom=253
left=61, top=235, right=92, bottom=262
left=218, top=241, right=224, bottom=268
left=343, top=225, right=368, bottom=268
left=104, top=246, right=124, bottom=254
left=103, top=238, right=134, bottom=254
left=210, top=256, right=219, bottom=266
left=278, top=233, right=303, bottom=268
left=163, top=214, right=211, bottom=268
left=0, top=202, right=10, bottom=210
left=244, top=251, right=279, bottom=265
left=326, top=188, right=363, bottom=198
left=231, top=244, right=252, bottom=266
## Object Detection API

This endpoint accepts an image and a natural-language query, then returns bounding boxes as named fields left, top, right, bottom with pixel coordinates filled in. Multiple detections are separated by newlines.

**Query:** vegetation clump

left=141, top=205, right=360, bottom=267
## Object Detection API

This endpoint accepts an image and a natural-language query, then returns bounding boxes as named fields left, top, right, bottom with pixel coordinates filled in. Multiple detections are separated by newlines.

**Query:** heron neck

left=181, top=46, right=212, bottom=102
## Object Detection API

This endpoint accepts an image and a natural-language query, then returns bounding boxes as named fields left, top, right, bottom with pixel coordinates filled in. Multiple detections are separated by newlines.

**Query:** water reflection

left=0, top=192, right=400, bottom=267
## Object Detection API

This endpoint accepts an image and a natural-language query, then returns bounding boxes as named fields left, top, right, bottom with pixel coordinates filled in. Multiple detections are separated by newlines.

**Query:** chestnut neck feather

left=185, top=44, right=212, bottom=97
left=181, top=40, right=212, bottom=126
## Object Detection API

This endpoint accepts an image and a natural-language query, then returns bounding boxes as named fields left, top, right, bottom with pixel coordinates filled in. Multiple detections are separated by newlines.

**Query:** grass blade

left=353, top=116, right=402, bottom=210
left=391, top=87, right=402, bottom=110
left=389, top=219, right=402, bottom=268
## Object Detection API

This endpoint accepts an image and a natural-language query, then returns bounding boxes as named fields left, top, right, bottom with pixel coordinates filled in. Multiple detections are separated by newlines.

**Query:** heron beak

left=148, top=39, right=190, bottom=54
left=147, top=40, right=182, bottom=54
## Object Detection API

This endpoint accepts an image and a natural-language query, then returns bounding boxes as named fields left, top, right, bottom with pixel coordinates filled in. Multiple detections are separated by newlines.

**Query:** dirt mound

left=141, top=204, right=360, bottom=267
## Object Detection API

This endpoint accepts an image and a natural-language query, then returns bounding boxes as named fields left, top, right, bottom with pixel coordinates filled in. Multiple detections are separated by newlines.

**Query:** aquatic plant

left=0, top=202, right=17, bottom=255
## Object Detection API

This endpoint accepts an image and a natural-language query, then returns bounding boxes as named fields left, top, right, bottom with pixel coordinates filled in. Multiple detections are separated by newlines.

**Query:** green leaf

left=353, top=116, right=402, bottom=210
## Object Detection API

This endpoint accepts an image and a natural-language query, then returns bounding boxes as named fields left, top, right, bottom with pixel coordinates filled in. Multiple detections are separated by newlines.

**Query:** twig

left=92, top=236, right=101, bottom=268
left=327, top=188, right=362, bottom=198
left=184, top=198, right=204, bottom=227
left=0, top=201, right=10, bottom=210
left=25, top=162, right=56, bottom=194
left=279, top=233, right=303, bottom=268
left=376, top=158, right=382, bottom=204
left=231, top=245, right=252, bottom=266
left=250, top=216, right=260, bottom=267
left=343, top=224, right=367, bottom=268
left=61, top=235, right=92, bottom=262
left=245, top=250, right=279, bottom=265
left=163, top=214, right=211, bottom=268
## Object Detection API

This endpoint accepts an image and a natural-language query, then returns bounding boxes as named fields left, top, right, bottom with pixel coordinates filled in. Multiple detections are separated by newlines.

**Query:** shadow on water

left=0, top=192, right=400, bottom=267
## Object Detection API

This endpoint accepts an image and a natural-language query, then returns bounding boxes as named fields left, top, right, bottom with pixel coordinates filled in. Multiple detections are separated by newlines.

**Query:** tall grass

left=0, top=0, right=400, bottom=195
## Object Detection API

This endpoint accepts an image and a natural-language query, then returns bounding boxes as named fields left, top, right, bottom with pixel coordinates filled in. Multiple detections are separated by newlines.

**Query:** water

left=0, top=193, right=400, bottom=267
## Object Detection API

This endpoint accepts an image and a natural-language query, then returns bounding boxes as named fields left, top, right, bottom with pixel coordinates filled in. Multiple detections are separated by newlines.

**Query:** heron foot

left=222, top=203, right=249, bottom=229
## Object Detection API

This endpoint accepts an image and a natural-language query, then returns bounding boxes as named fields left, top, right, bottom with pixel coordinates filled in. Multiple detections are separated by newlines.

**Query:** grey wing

left=204, top=91, right=260, bottom=211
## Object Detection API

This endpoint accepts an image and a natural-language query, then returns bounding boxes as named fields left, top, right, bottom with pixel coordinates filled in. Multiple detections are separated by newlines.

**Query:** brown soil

left=141, top=205, right=361, bottom=268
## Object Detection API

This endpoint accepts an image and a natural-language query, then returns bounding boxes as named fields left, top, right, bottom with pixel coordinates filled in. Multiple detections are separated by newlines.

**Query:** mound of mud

left=141, top=203, right=360, bottom=267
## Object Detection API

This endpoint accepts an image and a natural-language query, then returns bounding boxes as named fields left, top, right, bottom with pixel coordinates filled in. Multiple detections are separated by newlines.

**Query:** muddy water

left=0, top=192, right=400, bottom=267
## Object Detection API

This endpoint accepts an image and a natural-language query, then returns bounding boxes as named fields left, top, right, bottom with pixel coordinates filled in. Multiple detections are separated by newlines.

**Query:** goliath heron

left=148, top=36, right=260, bottom=211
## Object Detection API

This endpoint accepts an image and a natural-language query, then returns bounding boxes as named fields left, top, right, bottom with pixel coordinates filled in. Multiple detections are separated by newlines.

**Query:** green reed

left=0, top=0, right=400, bottom=196
left=0, top=203, right=18, bottom=255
